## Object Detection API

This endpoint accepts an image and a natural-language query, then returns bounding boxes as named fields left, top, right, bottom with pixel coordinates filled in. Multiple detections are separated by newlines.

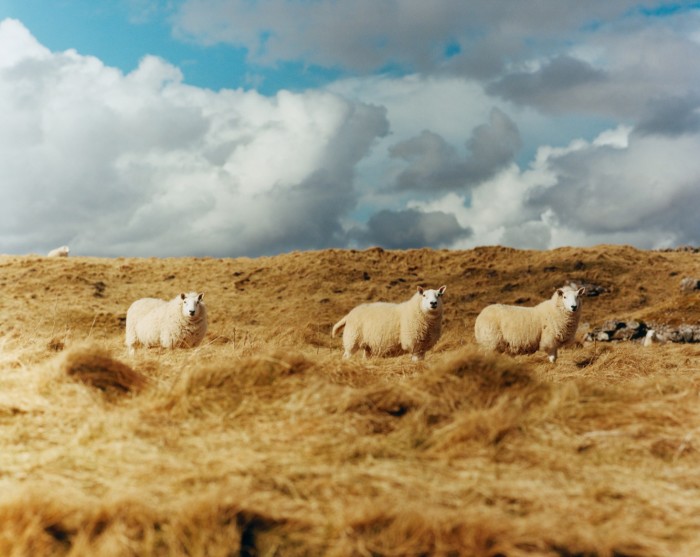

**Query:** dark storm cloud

left=233, top=169, right=360, bottom=257
left=389, top=108, right=521, bottom=191
left=486, top=56, right=608, bottom=113
left=635, top=95, right=700, bottom=136
left=352, top=209, right=472, bottom=250
left=173, top=0, right=642, bottom=76
left=389, top=131, right=465, bottom=191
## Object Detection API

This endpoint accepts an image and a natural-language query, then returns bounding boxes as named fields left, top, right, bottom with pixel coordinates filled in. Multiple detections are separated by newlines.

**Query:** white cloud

left=0, top=19, right=388, bottom=256
left=4, top=5, right=700, bottom=258
left=408, top=125, right=700, bottom=250
left=172, top=0, right=643, bottom=76
left=0, top=18, right=49, bottom=67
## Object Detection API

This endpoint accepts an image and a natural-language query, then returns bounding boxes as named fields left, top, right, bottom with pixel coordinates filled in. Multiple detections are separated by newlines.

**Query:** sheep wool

left=332, top=285, right=447, bottom=362
left=47, top=245, right=69, bottom=257
left=643, top=329, right=664, bottom=347
left=125, top=292, right=207, bottom=354
left=474, top=285, right=585, bottom=363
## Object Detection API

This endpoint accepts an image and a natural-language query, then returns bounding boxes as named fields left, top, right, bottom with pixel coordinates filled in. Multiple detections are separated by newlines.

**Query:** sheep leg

left=125, top=325, right=135, bottom=353
left=411, top=352, right=425, bottom=362
left=125, top=328, right=137, bottom=355
left=547, top=348, right=558, bottom=363
left=342, top=341, right=359, bottom=359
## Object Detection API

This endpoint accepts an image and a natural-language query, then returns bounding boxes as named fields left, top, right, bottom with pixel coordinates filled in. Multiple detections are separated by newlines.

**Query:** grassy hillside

left=0, top=245, right=698, bottom=556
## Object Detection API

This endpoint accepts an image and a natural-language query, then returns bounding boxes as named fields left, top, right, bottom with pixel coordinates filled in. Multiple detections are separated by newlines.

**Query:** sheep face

left=417, top=285, right=447, bottom=314
left=557, top=287, right=585, bottom=313
left=180, top=292, right=204, bottom=319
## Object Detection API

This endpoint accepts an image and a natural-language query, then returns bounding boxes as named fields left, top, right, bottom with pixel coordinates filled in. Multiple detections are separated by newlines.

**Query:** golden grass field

left=0, top=244, right=698, bottom=556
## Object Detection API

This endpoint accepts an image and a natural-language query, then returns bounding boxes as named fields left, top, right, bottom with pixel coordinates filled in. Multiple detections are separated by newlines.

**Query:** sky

left=0, top=1, right=700, bottom=257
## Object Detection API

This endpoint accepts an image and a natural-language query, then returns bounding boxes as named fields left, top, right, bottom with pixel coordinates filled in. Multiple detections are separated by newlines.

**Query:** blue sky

left=0, top=1, right=699, bottom=257
left=0, top=0, right=342, bottom=93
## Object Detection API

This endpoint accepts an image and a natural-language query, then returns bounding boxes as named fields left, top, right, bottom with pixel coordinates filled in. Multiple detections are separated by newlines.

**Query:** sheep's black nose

left=571, top=304, right=577, bottom=311
left=430, top=301, right=438, bottom=308
left=189, top=310, right=195, bottom=316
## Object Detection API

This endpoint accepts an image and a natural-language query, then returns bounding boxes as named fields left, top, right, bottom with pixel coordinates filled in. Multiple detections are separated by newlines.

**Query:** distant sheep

left=47, top=245, right=69, bottom=257
left=474, top=285, right=585, bottom=363
left=125, top=292, right=207, bottom=355
left=332, top=285, right=447, bottom=361
left=643, top=329, right=667, bottom=347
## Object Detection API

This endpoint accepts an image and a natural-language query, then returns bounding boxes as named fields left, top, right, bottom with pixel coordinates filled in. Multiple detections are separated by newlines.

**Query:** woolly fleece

left=474, top=285, right=584, bottom=363
left=125, top=292, right=207, bottom=354
left=332, top=286, right=446, bottom=361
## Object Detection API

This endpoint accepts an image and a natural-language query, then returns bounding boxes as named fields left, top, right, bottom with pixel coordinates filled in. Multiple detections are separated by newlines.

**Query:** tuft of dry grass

left=57, top=344, right=149, bottom=399
left=0, top=246, right=698, bottom=555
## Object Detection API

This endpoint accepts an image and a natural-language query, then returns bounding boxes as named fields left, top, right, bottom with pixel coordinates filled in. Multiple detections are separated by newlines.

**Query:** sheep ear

left=577, top=287, right=586, bottom=296
left=180, top=293, right=186, bottom=300
left=198, top=292, right=204, bottom=301
left=438, top=285, right=446, bottom=296
left=417, top=286, right=424, bottom=295
left=556, top=289, right=563, bottom=297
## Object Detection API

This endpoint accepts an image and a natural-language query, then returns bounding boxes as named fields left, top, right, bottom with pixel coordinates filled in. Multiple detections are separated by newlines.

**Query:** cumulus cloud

left=351, top=209, right=472, bottom=250
left=173, top=1, right=700, bottom=144
left=635, top=95, right=700, bottom=136
left=486, top=56, right=608, bottom=114
left=173, top=0, right=700, bottom=146
left=172, top=0, right=642, bottom=77
left=486, top=20, right=700, bottom=122
left=5, top=1, right=700, bottom=258
left=389, top=108, right=521, bottom=191
left=410, top=125, right=700, bottom=251
left=525, top=129, right=700, bottom=244
left=0, top=19, right=388, bottom=256
left=123, top=2, right=700, bottom=253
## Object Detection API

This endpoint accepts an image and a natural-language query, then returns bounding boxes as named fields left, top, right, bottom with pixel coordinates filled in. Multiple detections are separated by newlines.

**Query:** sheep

left=331, top=285, right=447, bottom=362
left=643, top=329, right=667, bottom=347
left=47, top=245, right=69, bottom=257
left=125, top=292, right=207, bottom=355
left=474, top=285, right=585, bottom=363
left=643, top=329, right=657, bottom=347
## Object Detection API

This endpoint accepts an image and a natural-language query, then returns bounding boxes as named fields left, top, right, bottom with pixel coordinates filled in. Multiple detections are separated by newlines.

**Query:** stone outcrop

left=586, top=320, right=700, bottom=343
left=680, top=277, right=700, bottom=293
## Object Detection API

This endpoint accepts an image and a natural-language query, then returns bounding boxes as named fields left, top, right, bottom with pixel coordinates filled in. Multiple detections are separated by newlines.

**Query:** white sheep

left=474, top=285, right=585, bottom=363
left=331, top=285, right=447, bottom=361
left=125, top=292, right=207, bottom=355
left=47, top=245, right=70, bottom=257
left=643, top=329, right=667, bottom=347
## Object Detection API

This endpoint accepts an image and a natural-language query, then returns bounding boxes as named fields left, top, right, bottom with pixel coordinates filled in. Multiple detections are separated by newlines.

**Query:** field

left=0, top=244, right=698, bottom=556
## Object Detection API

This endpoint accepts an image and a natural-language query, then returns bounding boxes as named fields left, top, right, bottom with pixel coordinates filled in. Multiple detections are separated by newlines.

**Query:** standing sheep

left=474, top=285, right=585, bottom=363
left=643, top=329, right=666, bottom=347
left=125, top=292, right=207, bottom=355
left=332, top=285, right=447, bottom=361
left=47, top=245, right=69, bottom=257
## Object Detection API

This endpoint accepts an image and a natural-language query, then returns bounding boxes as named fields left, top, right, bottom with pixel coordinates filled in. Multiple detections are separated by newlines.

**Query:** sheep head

left=180, top=292, right=205, bottom=319
left=417, top=285, right=447, bottom=314
left=555, top=286, right=585, bottom=313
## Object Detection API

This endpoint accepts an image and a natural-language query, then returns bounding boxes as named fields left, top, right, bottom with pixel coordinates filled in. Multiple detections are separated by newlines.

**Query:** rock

left=568, top=281, right=607, bottom=297
left=587, top=320, right=700, bottom=344
left=658, top=245, right=700, bottom=253
left=586, top=319, right=648, bottom=342
left=680, top=277, right=700, bottom=293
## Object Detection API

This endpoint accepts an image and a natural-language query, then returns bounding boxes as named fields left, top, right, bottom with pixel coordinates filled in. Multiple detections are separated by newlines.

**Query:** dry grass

left=0, top=245, right=698, bottom=556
